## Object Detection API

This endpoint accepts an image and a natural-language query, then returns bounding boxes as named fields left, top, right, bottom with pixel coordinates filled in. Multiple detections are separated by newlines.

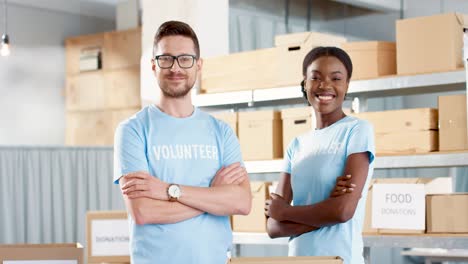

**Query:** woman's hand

left=265, top=193, right=291, bottom=221
left=330, top=174, right=356, bottom=197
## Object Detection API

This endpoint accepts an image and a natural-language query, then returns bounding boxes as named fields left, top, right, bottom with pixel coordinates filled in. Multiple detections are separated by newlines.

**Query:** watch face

left=169, top=185, right=180, bottom=198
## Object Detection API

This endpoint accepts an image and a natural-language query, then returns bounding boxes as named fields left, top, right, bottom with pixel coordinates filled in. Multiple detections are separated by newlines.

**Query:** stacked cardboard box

left=65, top=28, right=142, bottom=146
left=281, top=107, right=315, bottom=152
left=396, top=13, right=468, bottom=75
left=232, top=182, right=271, bottom=232
left=341, top=41, right=396, bottom=80
left=438, top=94, right=468, bottom=151
left=211, top=111, right=238, bottom=137
left=274, top=32, right=346, bottom=87
left=202, top=31, right=345, bottom=94
left=426, top=194, right=468, bottom=233
left=239, top=111, right=283, bottom=160
left=356, top=108, right=438, bottom=154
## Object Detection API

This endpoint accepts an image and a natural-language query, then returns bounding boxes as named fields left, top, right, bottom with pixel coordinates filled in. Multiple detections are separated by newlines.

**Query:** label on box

left=371, top=184, right=425, bottom=230
left=91, top=219, right=130, bottom=256
left=4, top=261, right=76, bottom=264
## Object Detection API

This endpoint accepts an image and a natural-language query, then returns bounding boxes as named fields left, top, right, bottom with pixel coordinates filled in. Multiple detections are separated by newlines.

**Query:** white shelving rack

left=196, top=31, right=468, bottom=263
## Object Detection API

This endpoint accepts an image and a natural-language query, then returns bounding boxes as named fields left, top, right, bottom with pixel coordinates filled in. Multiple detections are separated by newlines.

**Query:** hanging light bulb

left=1, top=34, right=10, bottom=57
left=1, top=0, right=10, bottom=57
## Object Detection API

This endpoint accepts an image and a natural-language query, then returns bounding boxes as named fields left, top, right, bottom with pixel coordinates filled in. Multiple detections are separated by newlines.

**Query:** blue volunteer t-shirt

left=113, top=105, right=242, bottom=264
left=283, top=115, right=375, bottom=264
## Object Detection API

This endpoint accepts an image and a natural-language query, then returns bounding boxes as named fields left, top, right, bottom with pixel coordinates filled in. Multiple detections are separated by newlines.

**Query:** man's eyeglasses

left=154, top=54, right=197, bottom=69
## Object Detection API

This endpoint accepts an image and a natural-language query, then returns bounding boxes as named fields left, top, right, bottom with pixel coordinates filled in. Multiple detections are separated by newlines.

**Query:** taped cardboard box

left=86, top=211, right=130, bottom=263
left=363, top=177, right=452, bottom=234
left=281, top=106, right=315, bottom=152
left=427, top=193, right=468, bottom=234
left=354, top=108, right=439, bottom=153
left=211, top=112, right=238, bottom=136
left=438, top=94, right=468, bottom=151
left=341, top=41, right=396, bottom=80
left=201, top=48, right=279, bottom=93
left=239, top=111, right=282, bottom=160
left=0, top=243, right=84, bottom=264
left=355, top=108, right=438, bottom=134
left=375, top=130, right=438, bottom=154
left=232, top=182, right=271, bottom=232
left=231, top=256, right=343, bottom=263
left=275, top=32, right=347, bottom=87
left=396, top=13, right=468, bottom=75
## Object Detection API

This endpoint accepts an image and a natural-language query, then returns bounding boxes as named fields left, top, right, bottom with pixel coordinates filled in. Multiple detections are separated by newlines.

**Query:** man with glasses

left=113, top=20, right=252, bottom=264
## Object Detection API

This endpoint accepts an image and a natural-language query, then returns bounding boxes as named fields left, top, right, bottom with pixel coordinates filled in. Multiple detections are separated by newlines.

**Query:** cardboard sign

left=91, top=219, right=130, bottom=256
left=371, top=184, right=426, bottom=230
left=86, top=211, right=130, bottom=263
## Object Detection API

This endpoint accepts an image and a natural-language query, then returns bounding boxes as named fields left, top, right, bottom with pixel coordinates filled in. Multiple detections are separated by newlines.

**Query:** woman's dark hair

left=300, top=46, right=353, bottom=100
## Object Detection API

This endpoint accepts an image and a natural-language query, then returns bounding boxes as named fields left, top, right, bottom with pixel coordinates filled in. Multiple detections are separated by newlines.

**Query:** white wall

left=0, top=4, right=114, bottom=145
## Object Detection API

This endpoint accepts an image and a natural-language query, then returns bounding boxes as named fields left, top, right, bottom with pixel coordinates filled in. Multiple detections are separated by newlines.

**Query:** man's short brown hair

left=153, top=20, right=200, bottom=58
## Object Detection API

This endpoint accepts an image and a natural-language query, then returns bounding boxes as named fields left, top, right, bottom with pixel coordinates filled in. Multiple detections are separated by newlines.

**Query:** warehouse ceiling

left=6, top=0, right=121, bottom=20
left=7, top=0, right=400, bottom=21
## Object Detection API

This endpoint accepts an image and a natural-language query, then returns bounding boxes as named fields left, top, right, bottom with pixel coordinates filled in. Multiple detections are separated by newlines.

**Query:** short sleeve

left=282, top=138, right=298, bottom=174
left=346, top=120, right=375, bottom=164
left=220, top=122, right=243, bottom=167
left=113, top=122, right=149, bottom=184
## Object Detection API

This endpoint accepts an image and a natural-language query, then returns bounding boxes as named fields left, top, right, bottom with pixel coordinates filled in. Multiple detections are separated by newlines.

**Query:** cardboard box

left=239, top=111, right=282, bottom=160
left=201, top=32, right=345, bottom=93
left=86, top=211, right=130, bottom=263
left=281, top=106, right=315, bottom=151
left=376, top=130, right=438, bottom=154
left=0, top=243, right=84, bottom=263
left=66, top=67, right=141, bottom=111
left=275, top=32, right=347, bottom=87
left=355, top=108, right=439, bottom=154
left=396, top=13, right=468, bottom=75
left=342, top=41, right=396, bottom=80
left=231, top=256, right=343, bottom=263
left=201, top=48, right=279, bottom=93
left=211, top=111, right=238, bottom=136
left=66, top=108, right=139, bottom=146
left=363, top=177, right=452, bottom=234
left=356, top=108, right=438, bottom=134
left=427, top=193, right=468, bottom=233
left=232, top=182, right=271, bottom=232
left=439, top=94, right=468, bottom=151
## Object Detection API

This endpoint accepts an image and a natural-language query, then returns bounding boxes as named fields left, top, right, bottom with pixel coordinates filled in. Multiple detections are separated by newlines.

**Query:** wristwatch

left=167, top=184, right=181, bottom=202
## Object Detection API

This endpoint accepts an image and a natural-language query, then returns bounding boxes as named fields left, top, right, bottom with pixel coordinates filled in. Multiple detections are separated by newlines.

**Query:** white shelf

left=232, top=232, right=468, bottom=249
left=194, top=70, right=466, bottom=107
left=193, top=90, right=253, bottom=107
left=348, top=70, right=465, bottom=97
left=244, top=152, right=468, bottom=173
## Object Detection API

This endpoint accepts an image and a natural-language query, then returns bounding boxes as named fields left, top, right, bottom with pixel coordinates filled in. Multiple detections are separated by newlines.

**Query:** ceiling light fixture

left=1, top=0, right=10, bottom=57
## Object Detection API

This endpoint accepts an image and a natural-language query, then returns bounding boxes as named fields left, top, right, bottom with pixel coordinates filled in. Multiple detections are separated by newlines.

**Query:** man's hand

left=265, top=193, right=290, bottom=222
left=330, top=174, right=356, bottom=198
left=210, top=162, right=248, bottom=187
left=120, top=171, right=169, bottom=201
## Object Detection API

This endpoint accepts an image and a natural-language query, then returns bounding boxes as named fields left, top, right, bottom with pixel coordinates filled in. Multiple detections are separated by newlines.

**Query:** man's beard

left=158, top=75, right=194, bottom=98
